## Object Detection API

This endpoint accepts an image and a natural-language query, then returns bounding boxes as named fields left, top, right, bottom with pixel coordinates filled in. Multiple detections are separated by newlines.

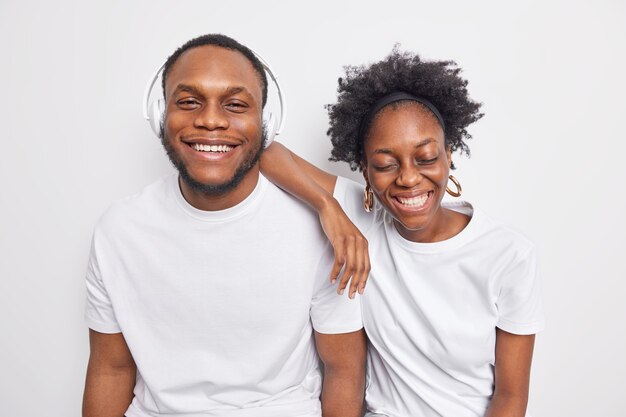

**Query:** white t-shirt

left=333, top=177, right=545, bottom=417
left=85, top=173, right=363, bottom=417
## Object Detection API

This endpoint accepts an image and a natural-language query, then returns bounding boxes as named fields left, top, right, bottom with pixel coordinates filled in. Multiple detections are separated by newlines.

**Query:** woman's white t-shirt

left=333, top=177, right=545, bottom=417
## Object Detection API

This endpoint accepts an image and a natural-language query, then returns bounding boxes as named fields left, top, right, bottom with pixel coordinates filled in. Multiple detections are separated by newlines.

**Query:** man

left=82, top=34, right=366, bottom=417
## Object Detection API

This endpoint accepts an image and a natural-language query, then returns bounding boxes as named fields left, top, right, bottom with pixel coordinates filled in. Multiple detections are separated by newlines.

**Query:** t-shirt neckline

left=386, top=201, right=480, bottom=253
left=171, top=173, right=267, bottom=222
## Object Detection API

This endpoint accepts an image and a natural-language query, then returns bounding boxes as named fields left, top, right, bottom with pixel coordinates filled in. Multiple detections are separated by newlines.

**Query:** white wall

left=1, top=0, right=624, bottom=415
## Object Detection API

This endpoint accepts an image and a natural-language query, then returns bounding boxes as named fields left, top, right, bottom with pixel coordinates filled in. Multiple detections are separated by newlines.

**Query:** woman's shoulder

left=445, top=201, right=535, bottom=256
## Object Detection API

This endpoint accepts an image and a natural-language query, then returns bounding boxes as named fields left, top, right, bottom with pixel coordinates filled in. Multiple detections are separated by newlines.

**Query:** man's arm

left=83, top=330, right=136, bottom=417
left=485, top=329, right=536, bottom=417
left=315, top=329, right=367, bottom=417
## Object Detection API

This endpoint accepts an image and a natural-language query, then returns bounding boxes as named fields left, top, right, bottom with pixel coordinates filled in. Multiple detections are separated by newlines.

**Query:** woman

left=261, top=48, right=544, bottom=417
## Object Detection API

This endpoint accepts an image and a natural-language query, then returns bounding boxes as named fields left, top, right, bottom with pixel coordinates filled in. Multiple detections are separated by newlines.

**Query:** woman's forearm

left=260, top=142, right=337, bottom=211
left=485, top=392, right=528, bottom=417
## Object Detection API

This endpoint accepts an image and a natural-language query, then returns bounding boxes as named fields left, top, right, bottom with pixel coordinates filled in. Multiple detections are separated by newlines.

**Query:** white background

left=1, top=0, right=624, bottom=416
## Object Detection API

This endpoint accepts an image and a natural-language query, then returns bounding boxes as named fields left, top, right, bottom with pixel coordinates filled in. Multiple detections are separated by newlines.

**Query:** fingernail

left=338, top=289, right=344, bottom=295
left=331, top=279, right=337, bottom=285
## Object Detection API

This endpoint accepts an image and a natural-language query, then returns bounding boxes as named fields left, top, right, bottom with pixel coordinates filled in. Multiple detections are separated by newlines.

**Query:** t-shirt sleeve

left=84, top=232, right=121, bottom=334
left=333, top=176, right=380, bottom=234
left=496, top=245, right=545, bottom=335
left=310, top=246, right=363, bottom=334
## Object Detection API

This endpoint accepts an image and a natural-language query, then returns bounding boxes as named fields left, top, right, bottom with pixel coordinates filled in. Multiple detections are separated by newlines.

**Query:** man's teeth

left=397, top=193, right=429, bottom=207
left=191, top=143, right=234, bottom=153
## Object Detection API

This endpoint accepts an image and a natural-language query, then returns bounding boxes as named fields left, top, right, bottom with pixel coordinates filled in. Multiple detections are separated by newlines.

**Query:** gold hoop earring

left=363, top=185, right=374, bottom=213
left=446, top=175, right=462, bottom=197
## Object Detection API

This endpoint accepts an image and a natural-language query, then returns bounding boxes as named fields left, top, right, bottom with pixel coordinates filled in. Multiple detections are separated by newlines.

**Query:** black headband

left=359, top=92, right=446, bottom=141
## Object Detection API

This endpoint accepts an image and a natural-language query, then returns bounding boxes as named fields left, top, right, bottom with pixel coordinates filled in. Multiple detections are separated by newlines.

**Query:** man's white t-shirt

left=85, top=173, right=363, bottom=417
left=333, top=177, right=545, bottom=417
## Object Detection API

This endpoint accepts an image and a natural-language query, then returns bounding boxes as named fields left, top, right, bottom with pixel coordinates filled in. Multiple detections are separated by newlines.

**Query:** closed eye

left=225, top=101, right=248, bottom=113
left=373, top=164, right=396, bottom=172
left=418, top=156, right=438, bottom=165
left=177, top=98, right=200, bottom=109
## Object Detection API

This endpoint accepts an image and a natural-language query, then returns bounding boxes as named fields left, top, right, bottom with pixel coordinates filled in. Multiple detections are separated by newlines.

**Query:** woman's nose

left=396, top=164, right=422, bottom=188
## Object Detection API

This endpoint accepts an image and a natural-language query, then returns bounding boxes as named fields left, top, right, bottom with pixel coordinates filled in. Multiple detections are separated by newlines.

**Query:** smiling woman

left=362, top=102, right=470, bottom=243
left=260, top=47, right=545, bottom=417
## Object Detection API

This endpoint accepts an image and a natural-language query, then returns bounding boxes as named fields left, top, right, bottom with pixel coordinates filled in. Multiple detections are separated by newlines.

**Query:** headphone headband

left=142, top=62, right=165, bottom=120
left=142, top=47, right=286, bottom=146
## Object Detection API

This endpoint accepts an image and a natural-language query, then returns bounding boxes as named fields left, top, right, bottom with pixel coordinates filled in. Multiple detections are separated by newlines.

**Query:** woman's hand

left=318, top=198, right=370, bottom=299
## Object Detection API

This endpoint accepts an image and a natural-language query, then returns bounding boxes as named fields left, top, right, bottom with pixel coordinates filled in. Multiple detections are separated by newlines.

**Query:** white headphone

left=142, top=48, right=286, bottom=148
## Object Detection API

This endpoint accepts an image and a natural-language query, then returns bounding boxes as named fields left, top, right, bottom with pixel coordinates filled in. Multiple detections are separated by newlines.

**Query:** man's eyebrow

left=171, top=84, right=253, bottom=98
left=224, top=86, right=249, bottom=96
left=172, top=83, right=203, bottom=96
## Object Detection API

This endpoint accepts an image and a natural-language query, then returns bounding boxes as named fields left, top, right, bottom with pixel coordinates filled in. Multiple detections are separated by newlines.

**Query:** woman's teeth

left=191, top=143, right=234, bottom=153
left=397, top=193, right=429, bottom=208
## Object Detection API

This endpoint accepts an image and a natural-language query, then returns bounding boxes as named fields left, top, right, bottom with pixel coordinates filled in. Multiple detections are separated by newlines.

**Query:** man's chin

left=162, top=127, right=265, bottom=197
left=179, top=170, right=245, bottom=196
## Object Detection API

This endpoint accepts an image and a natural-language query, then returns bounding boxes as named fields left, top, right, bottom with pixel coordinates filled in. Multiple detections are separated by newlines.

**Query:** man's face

left=161, top=45, right=265, bottom=195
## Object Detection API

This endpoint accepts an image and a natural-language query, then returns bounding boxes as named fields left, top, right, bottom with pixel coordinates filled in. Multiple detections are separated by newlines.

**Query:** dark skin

left=261, top=102, right=536, bottom=416
left=486, top=330, right=536, bottom=417
left=164, top=45, right=265, bottom=211
left=316, top=329, right=367, bottom=417
left=83, top=331, right=136, bottom=417
left=83, top=45, right=366, bottom=417
left=361, top=103, right=469, bottom=243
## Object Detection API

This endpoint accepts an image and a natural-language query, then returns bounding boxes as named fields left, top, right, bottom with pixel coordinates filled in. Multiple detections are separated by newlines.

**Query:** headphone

left=142, top=48, right=286, bottom=148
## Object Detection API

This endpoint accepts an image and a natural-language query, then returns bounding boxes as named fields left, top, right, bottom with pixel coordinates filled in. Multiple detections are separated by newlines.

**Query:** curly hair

left=161, top=34, right=268, bottom=107
left=326, top=46, right=483, bottom=171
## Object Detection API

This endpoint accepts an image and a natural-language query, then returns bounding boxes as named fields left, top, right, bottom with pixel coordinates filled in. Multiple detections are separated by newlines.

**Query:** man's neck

left=179, top=168, right=260, bottom=212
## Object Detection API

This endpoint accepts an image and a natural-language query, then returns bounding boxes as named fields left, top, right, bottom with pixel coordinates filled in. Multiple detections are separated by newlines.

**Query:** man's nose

left=194, top=102, right=229, bottom=130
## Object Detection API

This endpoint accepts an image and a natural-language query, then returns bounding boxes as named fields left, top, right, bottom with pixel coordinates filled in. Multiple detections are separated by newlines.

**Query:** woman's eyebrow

left=415, top=138, right=435, bottom=148
left=373, top=138, right=436, bottom=154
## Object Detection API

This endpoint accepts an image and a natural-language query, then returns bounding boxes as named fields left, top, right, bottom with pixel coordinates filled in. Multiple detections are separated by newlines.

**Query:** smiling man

left=82, top=34, right=365, bottom=417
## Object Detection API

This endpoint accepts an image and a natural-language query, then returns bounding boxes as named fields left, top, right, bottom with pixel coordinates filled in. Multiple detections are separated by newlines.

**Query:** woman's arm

left=260, top=142, right=370, bottom=298
left=485, top=329, right=536, bottom=417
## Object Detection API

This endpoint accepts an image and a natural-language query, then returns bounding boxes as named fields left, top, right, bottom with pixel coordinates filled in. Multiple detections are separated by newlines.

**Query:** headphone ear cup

left=263, top=112, right=277, bottom=148
left=149, top=99, right=165, bottom=138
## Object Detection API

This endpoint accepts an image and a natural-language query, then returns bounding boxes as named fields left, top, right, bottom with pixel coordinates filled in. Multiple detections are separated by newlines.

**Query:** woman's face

left=362, top=103, right=451, bottom=242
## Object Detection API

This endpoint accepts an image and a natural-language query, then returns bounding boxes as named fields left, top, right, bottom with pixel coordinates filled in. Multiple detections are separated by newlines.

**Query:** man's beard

left=161, top=127, right=266, bottom=196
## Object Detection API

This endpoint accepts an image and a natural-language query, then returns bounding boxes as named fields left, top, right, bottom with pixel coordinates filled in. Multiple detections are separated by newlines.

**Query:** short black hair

left=161, top=33, right=268, bottom=107
left=326, top=46, right=483, bottom=170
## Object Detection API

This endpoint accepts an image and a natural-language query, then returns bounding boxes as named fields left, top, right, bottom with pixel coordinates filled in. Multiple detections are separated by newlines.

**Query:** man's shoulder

left=333, top=176, right=380, bottom=233
left=95, top=174, right=175, bottom=233
left=259, top=175, right=320, bottom=218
